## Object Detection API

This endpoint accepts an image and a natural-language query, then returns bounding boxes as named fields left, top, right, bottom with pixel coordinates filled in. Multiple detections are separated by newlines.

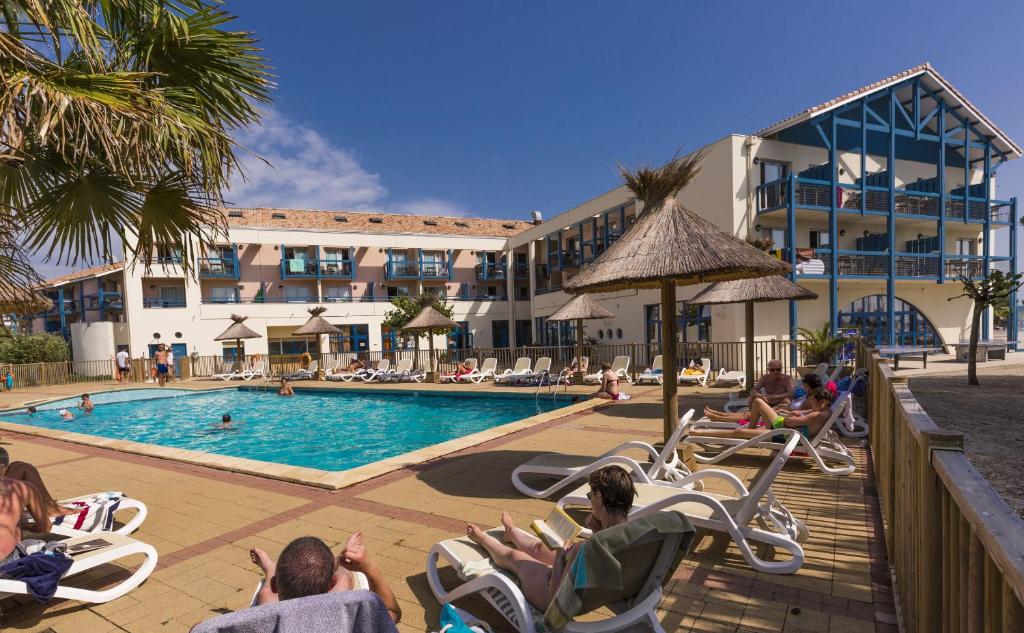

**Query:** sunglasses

left=586, top=490, right=597, bottom=500
left=768, top=367, right=782, bottom=372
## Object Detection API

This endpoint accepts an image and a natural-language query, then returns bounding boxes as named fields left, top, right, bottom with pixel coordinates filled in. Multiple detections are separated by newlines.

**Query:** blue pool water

left=4, top=388, right=569, bottom=471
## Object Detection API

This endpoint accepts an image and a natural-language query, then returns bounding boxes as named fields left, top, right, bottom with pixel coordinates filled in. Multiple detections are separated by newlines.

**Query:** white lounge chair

left=499, top=357, right=552, bottom=386
left=0, top=531, right=157, bottom=604
left=714, top=368, right=746, bottom=389
left=582, top=355, right=631, bottom=384
left=495, top=357, right=531, bottom=382
left=558, top=432, right=808, bottom=574
left=321, top=359, right=343, bottom=378
left=677, top=357, right=712, bottom=386
left=686, top=392, right=856, bottom=476
left=635, top=355, right=664, bottom=385
left=50, top=492, right=148, bottom=537
left=211, top=362, right=240, bottom=381
left=459, top=357, right=498, bottom=383
left=328, top=358, right=387, bottom=382
left=288, top=360, right=318, bottom=380
left=239, top=361, right=268, bottom=381
left=441, top=358, right=478, bottom=383
left=811, top=362, right=829, bottom=382
left=511, top=410, right=699, bottom=498
left=426, top=511, right=695, bottom=633
left=374, top=358, right=414, bottom=382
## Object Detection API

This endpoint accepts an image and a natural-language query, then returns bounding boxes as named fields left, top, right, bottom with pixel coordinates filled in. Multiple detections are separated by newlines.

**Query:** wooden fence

left=858, top=340, right=1024, bottom=632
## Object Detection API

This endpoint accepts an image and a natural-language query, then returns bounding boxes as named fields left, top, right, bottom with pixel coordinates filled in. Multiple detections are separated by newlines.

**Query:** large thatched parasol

left=564, top=152, right=791, bottom=441
left=214, top=314, right=263, bottom=371
left=403, top=306, right=459, bottom=382
left=690, top=276, right=816, bottom=392
left=0, top=286, right=53, bottom=336
left=293, top=306, right=342, bottom=379
left=548, top=294, right=613, bottom=381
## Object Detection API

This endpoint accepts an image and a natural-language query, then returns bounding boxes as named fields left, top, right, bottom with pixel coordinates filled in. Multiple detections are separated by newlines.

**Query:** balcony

left=199, top=257, right=240, bottom=279
left=143, top=297, right=186, bottom=308
left=318, top=258, right=354, bottom=279
left=82, top=293, right=123, bottom=311
left=795, top=250, right=1010, bottom=280
left=281, top=257, right=318, bottom=279
left=420, top=260, right=450, bottom=280
left=475, top=262, right=507, bottom=281
left=385, top=260, right=419, bottom=280
left=512, top=263, right=529, bottom=280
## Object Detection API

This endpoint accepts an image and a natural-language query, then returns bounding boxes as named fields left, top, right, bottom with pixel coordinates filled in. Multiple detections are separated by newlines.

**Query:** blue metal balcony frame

left=385, top=248, right=451, bottom=280
left=143, top=297, right=186, bottom=309
left=199, top=245, right=241, bottom=280
left=280, top=245, right=357, bottom=281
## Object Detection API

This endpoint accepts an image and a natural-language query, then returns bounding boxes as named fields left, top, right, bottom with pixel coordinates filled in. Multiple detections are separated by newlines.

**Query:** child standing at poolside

left=4, top=371, right=13, bottom=392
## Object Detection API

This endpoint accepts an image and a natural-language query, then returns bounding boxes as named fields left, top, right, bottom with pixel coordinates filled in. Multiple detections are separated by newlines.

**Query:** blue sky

left=38, top=1, right=1024, bottom=275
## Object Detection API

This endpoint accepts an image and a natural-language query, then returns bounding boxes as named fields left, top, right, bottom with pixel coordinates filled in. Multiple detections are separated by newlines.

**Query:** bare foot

left=466, top=523, right=486, bottom=544
left=500, top=512, right=517, bottom=543
left=339, top=531, right=367, bottom=571
left=250, top=547, right=275, bottom=577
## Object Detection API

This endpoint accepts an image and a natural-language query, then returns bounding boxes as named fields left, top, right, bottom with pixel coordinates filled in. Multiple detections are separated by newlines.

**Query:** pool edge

left=0, top=395, right=601, bottom=490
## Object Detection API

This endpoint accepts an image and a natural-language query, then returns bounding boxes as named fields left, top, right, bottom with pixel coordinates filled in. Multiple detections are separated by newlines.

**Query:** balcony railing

left=143, top=297, right=186, bottom=308
left=385, top=261, right=419, bottom=280
left=200, top=294, right=499, bottom=305
left=796, top=250, right=1010, bottom=280
left=81, top=293, right=123, bottom=310
left=475, top=262, right=506, bottom=281
left=318, top=258, right=354, bottom=279
left=512, top=263, right=529, bottom=279
left=281, top=257, right=319, bottom=278
left=199, top=257, right=240, bottom=279
left=421, top=261, right=450, bottom=280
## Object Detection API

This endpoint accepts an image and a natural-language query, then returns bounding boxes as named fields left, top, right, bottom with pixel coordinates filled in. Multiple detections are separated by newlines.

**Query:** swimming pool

left=4, top=388, right=570, bottom=472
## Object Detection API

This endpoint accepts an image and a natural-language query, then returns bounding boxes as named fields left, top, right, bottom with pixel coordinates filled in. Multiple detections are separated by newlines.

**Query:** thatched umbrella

left=690, top=276, right=816, bottom=392
left=0, top=286, right=54, bottom=336
left=402, top=305, right=459, bottom=382
left=548, top=294, right=613, bottom=381
left=564, top=152, right=791, bottom=441
left=214, top=314, right=263, bottom=371
left=293, top=306, right=342, bottom=380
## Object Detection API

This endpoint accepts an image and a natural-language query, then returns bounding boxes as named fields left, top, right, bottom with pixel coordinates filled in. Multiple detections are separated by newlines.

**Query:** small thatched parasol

left=293, top=306, right=342, bottom=379
left=214, top=314, right=263, bottom=371
left=564, top=152, right=791, bottom=441
left=403, top=306, right=459, bottom=382
left=690, top=276, right=816, bottom=391
left=548, top=294, right=614, bottom=381
left=0, top=285, right=53, bottom=336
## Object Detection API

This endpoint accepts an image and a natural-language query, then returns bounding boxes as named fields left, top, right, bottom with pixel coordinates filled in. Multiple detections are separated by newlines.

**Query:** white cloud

left=228, top=109, right=466, bottom=216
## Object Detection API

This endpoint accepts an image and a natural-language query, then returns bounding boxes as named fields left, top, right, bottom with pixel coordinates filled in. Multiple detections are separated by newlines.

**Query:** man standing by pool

left=115, top=347, right=131, bottom=384
left=154, top=344, right=169, bottom=387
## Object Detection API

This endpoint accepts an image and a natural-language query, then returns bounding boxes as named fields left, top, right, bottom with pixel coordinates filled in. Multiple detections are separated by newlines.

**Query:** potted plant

left=792, top=323, right=845, bottom=376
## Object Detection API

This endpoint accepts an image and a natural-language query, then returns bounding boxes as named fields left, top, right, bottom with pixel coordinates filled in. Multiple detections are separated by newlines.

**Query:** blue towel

left=190, top=590, right=398, bottom=633
left=0, top=551, right=73, bottom=602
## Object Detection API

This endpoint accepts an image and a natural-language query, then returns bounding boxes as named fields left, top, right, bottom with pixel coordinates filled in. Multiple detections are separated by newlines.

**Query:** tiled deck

left=0, top=380, right=896, bottom=632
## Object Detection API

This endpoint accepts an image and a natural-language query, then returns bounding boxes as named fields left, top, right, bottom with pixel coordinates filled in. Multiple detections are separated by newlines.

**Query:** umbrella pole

left=428, top=335, right=436, bottom=382
left=575, top=318, right=584, bottom=383
left=660, top=281, right=678, bottom=443
left=745, top=301, right=755, bottom=394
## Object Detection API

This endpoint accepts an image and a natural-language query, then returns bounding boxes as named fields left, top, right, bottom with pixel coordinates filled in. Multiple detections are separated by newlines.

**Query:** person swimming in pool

left=696, top=387, right=835, bottom=439
left=58, top=409, right=74, bottom=421
left=78, top=393, right=94, bottom=414
left=215, top=414, right=235, bottom=430
left=278, top=377, right=294, bottom=396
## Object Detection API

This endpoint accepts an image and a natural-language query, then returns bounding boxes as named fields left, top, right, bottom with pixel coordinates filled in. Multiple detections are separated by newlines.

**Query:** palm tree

left=0, top=0, right=272, bottom=307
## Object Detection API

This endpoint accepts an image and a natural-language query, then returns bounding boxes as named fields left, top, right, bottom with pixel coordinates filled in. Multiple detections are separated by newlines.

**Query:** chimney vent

left=530, top=210, right=543, bottom=225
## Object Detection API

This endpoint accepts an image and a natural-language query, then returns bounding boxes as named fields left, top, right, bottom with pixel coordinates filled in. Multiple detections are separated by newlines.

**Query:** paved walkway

left=0, top=379, right=896, bottom=632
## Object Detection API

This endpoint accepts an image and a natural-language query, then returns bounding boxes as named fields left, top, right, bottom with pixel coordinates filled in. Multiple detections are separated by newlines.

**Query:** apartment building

left=30, top=64, right=1021, bottom=363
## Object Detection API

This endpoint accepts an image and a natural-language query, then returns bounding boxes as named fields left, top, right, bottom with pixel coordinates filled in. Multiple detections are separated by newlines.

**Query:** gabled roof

left=222, top=208, right=532, bottom=238
left=756, top=63, right=1022, bottom=159
left=44, top=262, right=124, bottom=288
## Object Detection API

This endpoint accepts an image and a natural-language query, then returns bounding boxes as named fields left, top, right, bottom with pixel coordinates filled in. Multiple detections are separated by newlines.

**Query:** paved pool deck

left=0, top=378, right=895, bottom=633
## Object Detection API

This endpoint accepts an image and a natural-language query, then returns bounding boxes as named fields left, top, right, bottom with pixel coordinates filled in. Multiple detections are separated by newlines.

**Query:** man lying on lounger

left=0, top=448, right=67, bottom=517
left=698, top=387, right=835, bottom=439
left=465, top=465, right=636, bottom=612
left=249, top=533, right=401, bottom=622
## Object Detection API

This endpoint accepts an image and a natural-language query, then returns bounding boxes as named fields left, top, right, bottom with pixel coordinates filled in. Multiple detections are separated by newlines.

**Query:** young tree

left=382, top=293, right=455, bottom=333
left=948, top=270, right=1023, bottom=385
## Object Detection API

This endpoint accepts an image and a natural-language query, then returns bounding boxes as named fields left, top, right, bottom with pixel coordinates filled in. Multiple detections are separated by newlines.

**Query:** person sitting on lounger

left=344, top=358, right=365, bottom=373
left=278, top=377, right=294, bottom=397
left=698, top=387, right=835, bottom=439
left=0, top=475, right=53, bottom=564
left=591, top=363, right=622, bottom=401
left=465, top=465, right=636, bottom=611
left=746, top=359, right=794, bottom=407
left=249, top=534, right=401, bottom=622
left=680, top=362, right=705, bottom=377
left=0, top=448, right=67, bottom=517
left=443, top=359, right=475, bottom=381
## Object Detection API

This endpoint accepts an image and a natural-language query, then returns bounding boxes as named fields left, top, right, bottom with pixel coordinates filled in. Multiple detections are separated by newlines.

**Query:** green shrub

left=0, top=334, right=70, bottom=364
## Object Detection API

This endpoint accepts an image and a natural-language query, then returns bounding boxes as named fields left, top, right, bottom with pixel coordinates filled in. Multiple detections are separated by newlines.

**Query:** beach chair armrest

left=665, top=469, right=749, bottom=497
left=597, top=440, right=660, bottom=463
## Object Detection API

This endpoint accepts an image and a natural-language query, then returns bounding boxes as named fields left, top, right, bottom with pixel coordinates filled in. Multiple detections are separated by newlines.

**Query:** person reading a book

left=249, top=534, right=401, bottom=622
left=466, top=466, right=637, bottom=611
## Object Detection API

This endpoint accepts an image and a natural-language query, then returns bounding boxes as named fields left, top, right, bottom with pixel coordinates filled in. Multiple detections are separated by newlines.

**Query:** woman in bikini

left=591, top=362, right=621, bottom=400
left=696, top=387, right=835, bottom=439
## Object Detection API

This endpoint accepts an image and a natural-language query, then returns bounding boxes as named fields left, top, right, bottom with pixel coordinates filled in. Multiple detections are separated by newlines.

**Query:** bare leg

left=702, top=406, right=747, bottom=423
left=5, top=462, right=64, bottom=515
left=748, top=398, right=779, bottom=425
left=467, top=524, right=556, bottom=611
left=250, top=547, right=278, bottom=605
left=591, top=391, right=612, bottom=400
left=501, top=512, right=556, bottom=565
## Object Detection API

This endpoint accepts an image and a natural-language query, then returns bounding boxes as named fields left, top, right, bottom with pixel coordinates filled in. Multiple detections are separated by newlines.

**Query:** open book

left=530, top=506, right=583, bottom=550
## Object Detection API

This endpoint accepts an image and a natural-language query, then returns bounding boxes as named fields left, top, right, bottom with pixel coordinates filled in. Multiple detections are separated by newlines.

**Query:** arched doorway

left=837, top=295, right=943, bottom=347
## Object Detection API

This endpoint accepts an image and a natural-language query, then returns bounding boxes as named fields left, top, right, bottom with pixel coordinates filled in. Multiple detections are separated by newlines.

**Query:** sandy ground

left=910, top=365, right=1024, bottom=518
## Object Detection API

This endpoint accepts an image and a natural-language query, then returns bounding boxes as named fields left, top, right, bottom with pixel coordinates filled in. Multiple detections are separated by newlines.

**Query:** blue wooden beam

left=887, top=88, right=897, bottom=346
left=1010, top=197, right=1019, bottom=348
left=861, top=103, right=868, bottom=216
left=938, top=101, right=947, bottom=284
left=919, top=105, right=939, bottom=132
left=864, top=102, right=888, bottom=127
left=829, top=113, right=839, bottom=334
left=913, top=78, right=920, bottom=140
left=983, top=142, right=992, bottom=341
left=814, top=123, right=831, bottom=150
left=894, top=92, right=915, bottom=130
left=787, top=172, right=798, bottom=367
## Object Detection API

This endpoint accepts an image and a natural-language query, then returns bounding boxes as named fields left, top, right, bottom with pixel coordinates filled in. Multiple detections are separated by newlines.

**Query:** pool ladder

left=536, top=370, right=570, bottom=402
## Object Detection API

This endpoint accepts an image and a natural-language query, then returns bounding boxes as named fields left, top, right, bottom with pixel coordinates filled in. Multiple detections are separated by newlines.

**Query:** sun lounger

left=287, top=360, right=318, bottom=380
left=328, top=358, right=388, bottom=382
left=239, top=361, right=268, bottom=381
left=500, top=357, right=552, bottom=386
left=678, top=357, right=712, bottom=386
left=368, top=358, right=411, bottom=382
left=321, top=359, right=343, bottom=378
left=635, top=355, right=664, bottom=384
left=582, top=355, right=631, bottom=384
left=459, top=357, right=497, bottom=383
left=0, top=532, right=157, bottom=604
left=686, top=392, right=856, bottom=475
left=494, top=357, right=532, bottom=382
left=426, top=511, right=695, bottom=633
left=558, top=432, right=808, bottom=574
left=211, top=362, right=240, bottom=381
left=714, top=368, right=746, bottom=388
left=511, top=410, right=700, bottom=498
left=50, top=492, right=148, bottom=537
left=441, top=358, right=478, bottom=383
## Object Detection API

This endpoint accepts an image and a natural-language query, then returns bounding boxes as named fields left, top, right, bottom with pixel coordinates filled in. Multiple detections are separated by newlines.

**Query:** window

left=386, top=285, right=410, bottom=298
left=492, top=320, right=510, bottom=348
left=515, top=320, right=532, bottom=346
left=645, top=301, right=711, bottom=345
left=323, top=286, right=352, bottom=302
left=760, top=160, right=789, bottom=184
left=761, top=227, right=786, bottom=250
left=809, top=229, right=830, bottom=249
left=330, top=324, right=369, bottom=352
left=517, top=286, right=529, bottom=300
left=956, top=239, right=976, bottom=256
left=268, top=339, right=318, bottom=355
left=839, top=295, right=941, bottom=348
left=208, top=286, right=240, bottom=303
left=284, top=286, right=313, bottom=302
left=381, top=326, right=415, bottom=351
left=448, top=321, right=473, bottom=349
